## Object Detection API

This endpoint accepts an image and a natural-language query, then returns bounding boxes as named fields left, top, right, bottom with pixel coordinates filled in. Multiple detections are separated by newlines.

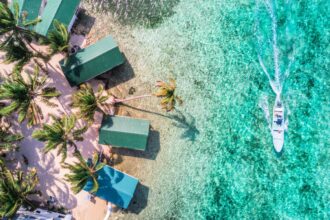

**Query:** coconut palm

left=154, top=79, right=182, bottom=111
left=0, top=66, right=61, bottom=126
left=113, top=79, right=182, bottom=111
left=72, top=79, right=181, bottom=123
left=64, top=151, right=105, bottom=194
left=0, top=113, right=23, bottom=156
left=32, top=115, right=87, bottom=162
left=0, top=36, right=33, bottom=69
left=72, top=83, right=111, bottom=123
left=45, top=20, right=70, bottom=57
left=0, top=166, right=40, bottom=218
left=0, top=1, right=40, bottom=31
left=0, top=2, right=41, bottom=69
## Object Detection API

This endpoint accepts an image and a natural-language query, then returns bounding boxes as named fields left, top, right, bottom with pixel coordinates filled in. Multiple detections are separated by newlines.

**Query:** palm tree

left=0, top=166, right=40, bottom=218
left=0, top=2, right=42, bottom=70
left=113, top=79, right=182, bottom=111
left=0, top=36, right=33, bottom=72
left=0, top=3, right=69, bottom=72
left=72, top=83, right=112, bottom=123
left=154, top=79, right=182, bottom=111
left=37, top=19, right=71, bottom=72
left=72, top=79, right=182, bottom=123
left=64, top=151, right=105, bottom=194
left=45, top=20, right=70, bottom=57
left=32, top=115, right=87, bottom=163
left=0, top=113, right=23, bottom=156
left=0, top=66, right=61, bottom=126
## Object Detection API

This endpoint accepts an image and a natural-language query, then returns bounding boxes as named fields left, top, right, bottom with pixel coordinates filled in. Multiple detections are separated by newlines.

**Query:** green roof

left=99, top=115, right=150, bottom=151
left=11, top=0, right=42, bottom=26
left=35, top=0, right=80, bottom=36
left=60, top=36, right=125, bottom=86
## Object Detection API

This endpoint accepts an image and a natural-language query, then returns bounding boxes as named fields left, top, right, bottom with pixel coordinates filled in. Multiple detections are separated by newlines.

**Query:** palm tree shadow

left=168, top=111, right=200, bottom=142
left=121, top=104, right=200, bottom=142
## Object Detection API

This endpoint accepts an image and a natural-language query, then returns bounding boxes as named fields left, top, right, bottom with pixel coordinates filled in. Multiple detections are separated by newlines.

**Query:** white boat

left=272, top=96, right=284, bottom=152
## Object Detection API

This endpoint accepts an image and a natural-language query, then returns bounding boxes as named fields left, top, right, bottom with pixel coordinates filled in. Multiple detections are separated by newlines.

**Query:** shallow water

left=87, top=0, right=329, bottom=218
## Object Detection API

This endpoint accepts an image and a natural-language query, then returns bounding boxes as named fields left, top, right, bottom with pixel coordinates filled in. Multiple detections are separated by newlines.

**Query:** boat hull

left=272, top=96, right=284, bottom=152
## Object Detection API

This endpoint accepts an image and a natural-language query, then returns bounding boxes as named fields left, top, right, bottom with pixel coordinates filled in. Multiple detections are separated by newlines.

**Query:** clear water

left=89, top=0, right=330, bottom=218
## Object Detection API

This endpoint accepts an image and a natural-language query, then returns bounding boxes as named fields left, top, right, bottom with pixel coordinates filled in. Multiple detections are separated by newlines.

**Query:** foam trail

left=259, top=95, right=272, bottom=131
left=255, top=0, right=295, bottom=150
left=256, top=0, right=288, bottom=98
left=268, top=0, right=281, bottom=95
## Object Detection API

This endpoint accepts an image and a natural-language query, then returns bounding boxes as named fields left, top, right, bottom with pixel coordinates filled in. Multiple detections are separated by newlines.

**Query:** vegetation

left=32, top=115, right=87, bottom=163
left=72, top=79, right=182, bottom=123
left=0, top=3, right=70, bottom=72
left=0, top=66, right=61, bottom=126
left=154, top=79, right=182, bottom=111
left=112, top=79, right=182, bottom=111
left=42, top=20, right=70, bottom=57
left=0, top=2, right=42, bottom=71
left=0, top=164, right=40, bottom=218
left=64, top=151, right=105, bottom=194
left=0, top=114, right=23, bottom=156
left=72, top=83, right=110, bottom=123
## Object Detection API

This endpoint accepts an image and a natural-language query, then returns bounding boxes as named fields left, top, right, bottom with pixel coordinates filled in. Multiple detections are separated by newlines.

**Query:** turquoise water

left=93, top=0, right=329, bottom=218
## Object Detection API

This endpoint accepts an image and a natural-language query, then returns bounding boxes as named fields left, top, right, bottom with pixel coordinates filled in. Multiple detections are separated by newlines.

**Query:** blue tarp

left=83, top=165, right=138, bottom=209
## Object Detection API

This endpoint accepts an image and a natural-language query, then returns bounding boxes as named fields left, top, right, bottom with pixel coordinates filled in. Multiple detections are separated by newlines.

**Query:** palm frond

left=64, top=151, right=104, bottom=194
left=47, top=20, right=70, bottom=56
left=154, top=79, right=182, bottom=111
left=72, top=83, right=109, bottom=123
left=0, top=116, right=23, bottom=155
left=32, top=115, right=86, bottom=162
left=0, top=164, right=39, bottom=218
left=0, top=67, right=60, bottom=125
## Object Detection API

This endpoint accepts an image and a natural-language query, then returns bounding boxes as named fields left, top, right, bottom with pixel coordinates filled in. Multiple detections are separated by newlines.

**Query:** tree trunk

left=114, top=94, right=152, bottom=103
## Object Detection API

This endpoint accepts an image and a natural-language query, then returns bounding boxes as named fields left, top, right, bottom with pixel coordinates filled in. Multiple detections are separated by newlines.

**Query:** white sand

left=0, top=43, right=110, bottom=219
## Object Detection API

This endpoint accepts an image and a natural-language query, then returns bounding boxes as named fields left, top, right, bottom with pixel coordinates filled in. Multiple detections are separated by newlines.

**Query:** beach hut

left=10, top=0, right=42, bottom=25
left=59, top=35, right=125, bottom=87
left=83, top=165, right=138, bottom=209
left=35, top=0, right=80, bottom=36
left=99, top=115, right=150, bottom=151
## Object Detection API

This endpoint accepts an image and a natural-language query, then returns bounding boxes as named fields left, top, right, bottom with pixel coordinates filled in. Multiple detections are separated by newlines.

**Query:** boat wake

left=258, top=94, right=271, bottom=131
left=255, top=0, right=295, bottom=152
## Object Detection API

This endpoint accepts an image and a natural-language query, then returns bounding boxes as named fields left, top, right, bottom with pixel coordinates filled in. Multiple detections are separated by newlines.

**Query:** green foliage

left=0, top=2, right=44, bottom=70
left=0, top=2, right=16, bottom=34
left=64, top=151, right=104, bottom=194
left=0, top=114, right=23, bottom=156
left=0, top=66, right=60, bottom=126
left=32, top=115, right=87, bottom=162
left=0, top=2, right=40, bottom=31
left=0, top=166, right=40, bottom=218
left=154, top=79, right=182, bottom=111
left=47, top=20, right=70, bottom=55
left=72, top=83, right=110, bottom=123
left=0, top=35, right=33, bottom=65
